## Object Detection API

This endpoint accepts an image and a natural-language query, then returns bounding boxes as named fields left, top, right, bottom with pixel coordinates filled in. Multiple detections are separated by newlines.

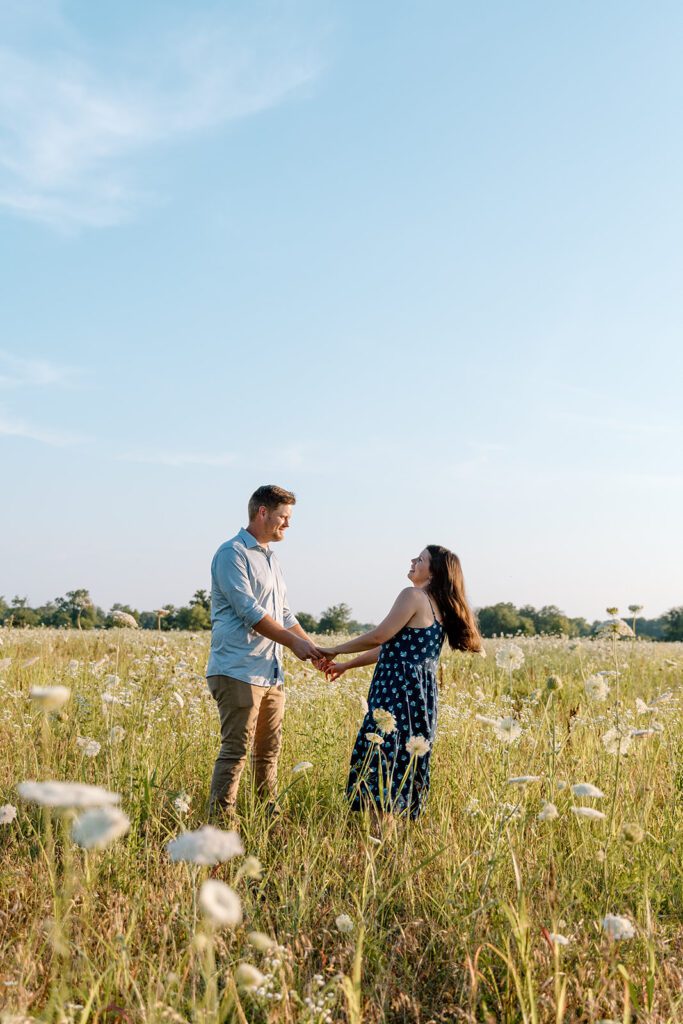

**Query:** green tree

left=318, top=603, right=353, bottom=634
left=7, top=596, right=39, bottom=628
left=663, top=606, right=683, bottom=641
left=190, top=589, right=211, bottom=612
left=477, top=602, right=524, bottom=637
left=296, top=612, right=319, bottom=633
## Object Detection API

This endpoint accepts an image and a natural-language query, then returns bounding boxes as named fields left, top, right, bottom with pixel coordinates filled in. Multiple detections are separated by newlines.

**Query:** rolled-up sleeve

left=282, top=590, right=298, bottom=630
left=213, top=548, right=268, bottom=627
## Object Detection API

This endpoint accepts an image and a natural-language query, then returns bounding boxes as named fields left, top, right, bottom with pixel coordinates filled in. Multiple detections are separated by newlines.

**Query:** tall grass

left=0, top=627, right=682, bottom=1022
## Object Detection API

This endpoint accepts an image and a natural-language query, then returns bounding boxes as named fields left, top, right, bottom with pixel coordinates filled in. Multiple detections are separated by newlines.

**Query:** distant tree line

left=1, top=591, right=682, bottom=640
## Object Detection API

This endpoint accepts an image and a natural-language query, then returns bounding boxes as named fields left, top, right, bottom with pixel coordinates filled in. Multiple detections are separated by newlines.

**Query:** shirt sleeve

left=282, top=591, right=298, bottom=630
left=213, top=547, right=268, bottom=628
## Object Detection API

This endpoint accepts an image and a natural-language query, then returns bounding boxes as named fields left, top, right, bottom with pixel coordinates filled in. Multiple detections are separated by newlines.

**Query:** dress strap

left=424, top=592, right=437, bottom=623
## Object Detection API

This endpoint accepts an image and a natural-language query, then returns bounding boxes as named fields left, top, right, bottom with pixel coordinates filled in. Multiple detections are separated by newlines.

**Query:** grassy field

left=1, top=626, right=682, bottom=1023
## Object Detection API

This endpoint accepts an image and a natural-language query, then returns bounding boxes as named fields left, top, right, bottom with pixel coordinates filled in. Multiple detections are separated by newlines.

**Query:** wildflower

left=584, top=675, right=609, bottom=701
left=0, top=804, right=17, bottom=825
left=240, top=855, right=264, bottom=879
left=571, top=806, right=606, bottom=820
left=475, top=714, right=522, bottom=744
left=199, top=879, right=242, bottom=928
left=365, top=732, right=384, bottom=746
left=596, top=618, right=634, bottom=639
left=405, top=735, right=430, bottom=757
left=17, top=781, right=120, bottom=809
left=549, top=932, right=569, bottom=945
left=248, top=931, right=277, bottom=952
left=621, top=822, right=645, bottom=844
left=166, top=825, right=244, bottom=865
left=495, top=644, right=524, bottom=670
left=72, top=807, right=130, bottom=850
left=602, top=727, right=632, bottom=756
left=507, top=775, right=541, bottom=786
left=173, top=793, right=191, bottom=814
left=171, top=691, right=184, bottom=708
left=537, top=801, right=559, bottom=821
left=358, top=696, right=369, bottom=714
left=109, top=725, right=126, bottom=744
left=29, top=686, right=71, bottom=711
left=602, top=914, right=635, bottom=940
left=373, top=708, right=397, bottom=733
left=235, top=962, right=266, bottom=992
left=77, top=737, right=101, bottom=758
left=635, top=698, right=656, bottom=714
left=556, top=780, right=568, bottom=791
left=464, top=798, right=481, bottom=817
left=335, top=914, right=354, bottom=934
left=292, top=761, right=313, bottom=774
left=546, top=675, right=563, bottom=692
left=606, top=607, right=620, bottom=616
left=111, top=611, right=138, bottom=629
left=571, top=783, right=605, bottom=798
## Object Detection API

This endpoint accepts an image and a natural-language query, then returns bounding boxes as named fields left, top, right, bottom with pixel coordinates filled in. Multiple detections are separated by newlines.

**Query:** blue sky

left=2, top=0, right=682, bottom=622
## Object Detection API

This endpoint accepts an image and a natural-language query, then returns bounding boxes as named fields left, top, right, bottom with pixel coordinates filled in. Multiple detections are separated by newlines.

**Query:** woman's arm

left=326, top=647, right=381, bottom=679
left=319, top=589, right=421, bottom=656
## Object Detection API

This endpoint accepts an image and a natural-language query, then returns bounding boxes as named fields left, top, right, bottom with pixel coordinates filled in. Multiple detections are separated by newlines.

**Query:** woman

left=319, top=546, right=481, bottom=819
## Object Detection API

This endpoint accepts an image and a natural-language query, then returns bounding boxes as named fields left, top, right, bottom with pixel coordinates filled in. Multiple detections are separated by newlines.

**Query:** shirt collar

left=239, top=527, right=269, bottom=554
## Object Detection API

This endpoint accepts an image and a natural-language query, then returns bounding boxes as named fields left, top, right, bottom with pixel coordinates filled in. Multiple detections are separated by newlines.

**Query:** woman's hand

left=324, top=661, right=347, bottom=681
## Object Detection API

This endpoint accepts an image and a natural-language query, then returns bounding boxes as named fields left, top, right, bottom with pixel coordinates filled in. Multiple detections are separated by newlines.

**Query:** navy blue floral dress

left=346, top=599, right=445, bottom=819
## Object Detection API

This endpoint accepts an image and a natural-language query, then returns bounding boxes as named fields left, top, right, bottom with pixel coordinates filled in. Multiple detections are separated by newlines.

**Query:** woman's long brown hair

left=425, top=545, right=482, bottom=652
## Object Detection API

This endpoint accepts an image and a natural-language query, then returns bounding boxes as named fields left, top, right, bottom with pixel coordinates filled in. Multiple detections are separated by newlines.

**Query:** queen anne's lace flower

left=405, top=735, right=430, bottom=757
left=537, top=801, right=559, bottom=821
left=602, top=727, right=632, bottom=756
left=373, top=707, right=397, bottom=733
left=335, top=914, right=354, bottom=934
left=30, top=686, right=71, bottom=711
left=17, top=781, right=120, bottom=809
left=0, top=804, right=17, bottom=825
left=72, top=807, right=130, bottom=849
left=584, top=675, right=609, bottom=701
left=199, top=880, right=242, bottom=928
left=571, top=806, right=606, bottom=820
left=495, top=644, right=525, bottom=670
left=602, top=914, right=635, bottom=940
left=234, top=962, right=266, bottom=992
left=166, top=825, right=244, bottom=865
left=571, top=783, right=605, bottom=798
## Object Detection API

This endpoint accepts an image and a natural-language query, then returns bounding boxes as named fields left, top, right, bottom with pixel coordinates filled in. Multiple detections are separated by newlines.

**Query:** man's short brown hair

left=248, top=484, right=296, bottom=521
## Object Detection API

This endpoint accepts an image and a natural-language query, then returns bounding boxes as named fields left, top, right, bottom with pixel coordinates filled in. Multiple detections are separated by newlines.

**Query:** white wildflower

left=166, top=825, right=244, bottom=865
left=292, top=761, right=313, bottom=774
left=596, top=618, right=634, bottom=638
left=571, top=806, right=606, bottom=820
left=239, top=855, right=264, bottom=880
left=507, top=775, right=541, bottom=786
left=602, top=914, right=635, bottom=940
left=495, top=644, right=525, bottom=670
left=111, top=611, right=138, bottom=629
left=29, top=686, right=71, bottom=711
left=635, top=697, right=655, bottom=714
left=365, top=732, right=384, bottom=746
left=335, top=913, right=354, bottom=934
left=173, top=793, right=191, bottom=814
left=76, top=737, right=101, bottom=758
left=537, top=801, right=559, bottom=821
left=373, top=707, right=397, bottom=733
left=602, top=727, right=632, bottom=756
left=0, top=804, right=18, bottom=825
left=72, top=807, right=130, bottom=850
left=17, top=781, right=120, bottom=809
left=199, top=880, right=242, bottom=928
left=549, top=932, right=570, bottom=945
left=172, top=690, right=184, bottom=708
left=405, top=735, right=430, bottom=757
left=247, top=931, right=277, bottom=952
left=571, top=783, right=605, bottom=798
left=234, top=962, right=266, bottom=992
left=584, top=675, right=610, bottom=701
left=109, top=725, right=126, bottom=744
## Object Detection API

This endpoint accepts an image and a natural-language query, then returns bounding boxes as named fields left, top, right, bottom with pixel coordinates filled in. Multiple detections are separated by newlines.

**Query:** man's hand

left=290, top=635, right=326, bottom=662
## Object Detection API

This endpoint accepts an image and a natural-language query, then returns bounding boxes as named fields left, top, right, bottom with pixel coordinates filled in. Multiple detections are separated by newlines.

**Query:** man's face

left=261, top=502, right=293, bottom=543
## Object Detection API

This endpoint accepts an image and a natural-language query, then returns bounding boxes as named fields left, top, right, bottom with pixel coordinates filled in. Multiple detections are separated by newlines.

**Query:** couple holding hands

left=206, top=485, right=481, bottom=822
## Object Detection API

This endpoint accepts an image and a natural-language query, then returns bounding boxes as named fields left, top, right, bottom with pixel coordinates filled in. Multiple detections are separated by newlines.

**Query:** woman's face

left=408, top=548, right=431, bottom=587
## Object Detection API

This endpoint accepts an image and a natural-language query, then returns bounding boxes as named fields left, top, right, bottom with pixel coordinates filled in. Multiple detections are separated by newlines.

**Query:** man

left=206, top=484, right=325, bottom=814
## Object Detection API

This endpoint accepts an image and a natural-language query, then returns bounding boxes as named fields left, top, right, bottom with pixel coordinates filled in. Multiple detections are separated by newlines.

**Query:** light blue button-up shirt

left=206, top=527, right=298, bottom=687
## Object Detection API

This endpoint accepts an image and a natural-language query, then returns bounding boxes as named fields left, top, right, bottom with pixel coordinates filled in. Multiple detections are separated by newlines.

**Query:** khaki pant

left=207, top=675, right=285, bottom=810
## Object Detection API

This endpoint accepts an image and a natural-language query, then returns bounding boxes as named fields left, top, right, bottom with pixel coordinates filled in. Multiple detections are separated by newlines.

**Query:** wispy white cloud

left=118, top=450, right=236, bottom=468
left=0, top=349, right=81, bottom=388
left=0, top=409, right=86, bottom=445
left=0, top=3, right=323, bottom=229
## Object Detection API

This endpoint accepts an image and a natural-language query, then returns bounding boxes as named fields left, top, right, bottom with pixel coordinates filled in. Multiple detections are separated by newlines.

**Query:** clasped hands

left=290, top=636, right=345, bottom=680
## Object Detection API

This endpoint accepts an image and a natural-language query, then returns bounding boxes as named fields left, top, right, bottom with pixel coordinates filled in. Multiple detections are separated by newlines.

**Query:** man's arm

left=252, top=615, right=324, bottom=662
